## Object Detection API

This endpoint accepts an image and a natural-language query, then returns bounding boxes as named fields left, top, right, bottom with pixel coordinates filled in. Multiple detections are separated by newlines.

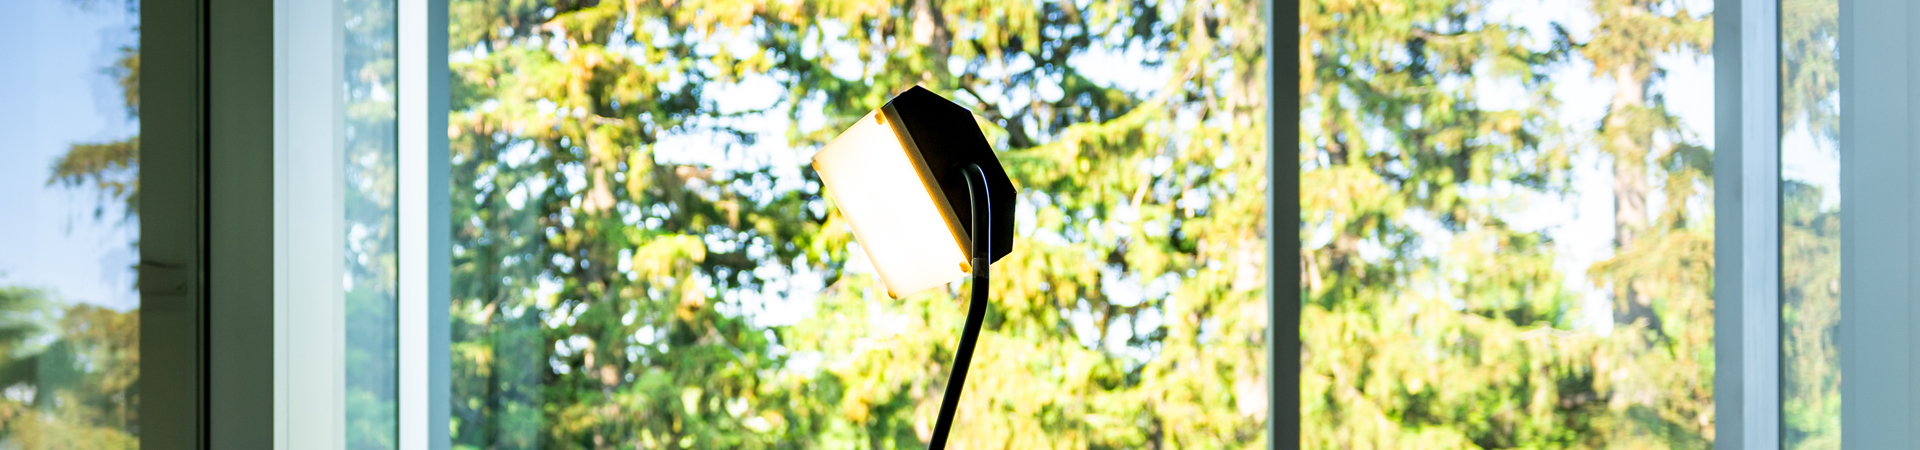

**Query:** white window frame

left=270, top=0, right=449, bottom=447
left=1722, top=0, right=1920, bottom=447
left=1837, top=0, right=1920, bottom=444
left=396, top=0, right=452, bottom=447
left=1716, top=0, right=1783, bottom=447
left=274, top=0, right=347, bottom=444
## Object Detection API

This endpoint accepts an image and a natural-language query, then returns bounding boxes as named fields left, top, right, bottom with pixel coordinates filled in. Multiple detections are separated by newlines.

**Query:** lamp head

left=810, top=86, right=1016, bottom=298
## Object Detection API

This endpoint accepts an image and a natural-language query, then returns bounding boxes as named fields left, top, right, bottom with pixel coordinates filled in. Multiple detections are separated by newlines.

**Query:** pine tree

left=446, top=0, right=1270, bottom=447
left=1575, top=0, right=1716, bottom=445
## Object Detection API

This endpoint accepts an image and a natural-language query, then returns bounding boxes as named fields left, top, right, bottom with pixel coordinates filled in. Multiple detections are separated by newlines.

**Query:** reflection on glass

left=343, top=0, right=399, bottom=445
left=1781, top=0, right=1842, bottom=446
left=447, top=0, right=1267, bottom=447
left=0, top=0, right=141, bottom=447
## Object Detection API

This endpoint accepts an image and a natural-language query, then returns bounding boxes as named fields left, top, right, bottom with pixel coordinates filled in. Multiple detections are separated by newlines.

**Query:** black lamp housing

left=884, top=86, right=1017, bottom=264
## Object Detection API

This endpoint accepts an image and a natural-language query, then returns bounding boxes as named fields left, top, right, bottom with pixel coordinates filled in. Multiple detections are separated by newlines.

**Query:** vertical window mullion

left=395, top=0, right=451, bottom=446
left=1747, top=0, right=1783, bottom=442
left=1268, top=0, right=1303, bottom=448
left=1837, top=0, right=1917, bottom=445
left=1717, top=0, right=1784, bottom=446
left=1746, top=0, right=1783, bottom=443
left=276, top=0, right=349, bottom=444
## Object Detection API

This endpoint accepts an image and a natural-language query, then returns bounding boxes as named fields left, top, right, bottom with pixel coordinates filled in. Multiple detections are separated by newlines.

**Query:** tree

left=446, top=0, right=1269, bottom=447
left=23, top=0, right=1731, bottom=446
left=1575, top=0, right=1716, bottom=444
left=1301, top=0, right=1717, bottom=446
left=767, top=0, right=1270, bottom=447
left=49, top=11, right=140, bottom=225
left=446, top=1, right=803, bottom=446
left=1298, top=0, right=1612, bottom=446
left=0, top=287, right=141, bottom=449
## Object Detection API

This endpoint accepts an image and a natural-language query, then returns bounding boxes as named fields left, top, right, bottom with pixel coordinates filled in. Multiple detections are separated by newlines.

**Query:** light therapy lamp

left=810, top=85, right=1015, bottom=449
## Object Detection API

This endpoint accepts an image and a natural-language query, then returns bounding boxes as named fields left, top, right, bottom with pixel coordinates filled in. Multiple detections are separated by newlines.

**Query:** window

left=445, top=0, right=1268, bottom=447
left=0, top=0, right=142, bottom=446
left=1301, top=0, right=1715, bottom=446
left=1779, top=0, right=1842, bottom=445
left=113, top=0, right=1920, bottom=445
left=343, top=0, right=402, bottom=443
left=272, top=0, right=410, bottom=446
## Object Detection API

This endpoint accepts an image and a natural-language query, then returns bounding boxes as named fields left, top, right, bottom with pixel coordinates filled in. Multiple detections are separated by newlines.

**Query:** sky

left=0, top=0, right=141, bottom=311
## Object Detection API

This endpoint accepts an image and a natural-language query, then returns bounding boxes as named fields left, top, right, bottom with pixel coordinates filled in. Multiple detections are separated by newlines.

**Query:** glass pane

left=1780, top=0, right=1842, bottom=445
left=1301, top=0, right=1714, bottom=446
left=448, top=0, right=1267, bottom=447
left=0, top=0, right=142, bottom=446
left=344, top=0, right=399, bottom=445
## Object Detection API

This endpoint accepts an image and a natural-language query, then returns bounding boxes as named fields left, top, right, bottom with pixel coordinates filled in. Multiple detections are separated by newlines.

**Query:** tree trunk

left=1604, top=44, right=1662, bottom=335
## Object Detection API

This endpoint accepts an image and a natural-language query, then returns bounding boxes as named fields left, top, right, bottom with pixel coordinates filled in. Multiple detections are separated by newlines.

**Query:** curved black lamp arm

left=928, top=163, right=992, bottom=450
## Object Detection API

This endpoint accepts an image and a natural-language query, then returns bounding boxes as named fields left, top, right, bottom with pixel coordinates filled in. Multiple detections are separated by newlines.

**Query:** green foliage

left=49, top=10, right=142, bottom=225
left=448, top=0, right=1266, bottom=448
left=1577, top=0, right=1716, bottom=446
left=0, top=287, right=140, bottom=449
left=1300, top=0, right=1591, bottom=446
left=446, top=1, right=794, bottom=447
left=21, top=0, right=1730, bottom=447
left=48, top=138, right=138, bottom=225
left=0, top=287, right=52, bottom=375
left=1779, top=182, right=1839, bottom=449
left=48, top=44, right=140, bottom=224
left=442, top=0, right=1724, bottom=447
left=1780, top=0, right=1837, bottom=136
left=1302, top=0, right=1714, bottom=447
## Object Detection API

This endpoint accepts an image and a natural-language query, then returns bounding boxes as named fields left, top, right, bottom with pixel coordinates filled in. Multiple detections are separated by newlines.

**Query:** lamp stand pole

left=927, top=163, right=992, bottom=450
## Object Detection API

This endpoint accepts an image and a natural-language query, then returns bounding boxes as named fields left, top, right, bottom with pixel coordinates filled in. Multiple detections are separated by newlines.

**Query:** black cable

left=927, top=163, right=991, bottom=450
